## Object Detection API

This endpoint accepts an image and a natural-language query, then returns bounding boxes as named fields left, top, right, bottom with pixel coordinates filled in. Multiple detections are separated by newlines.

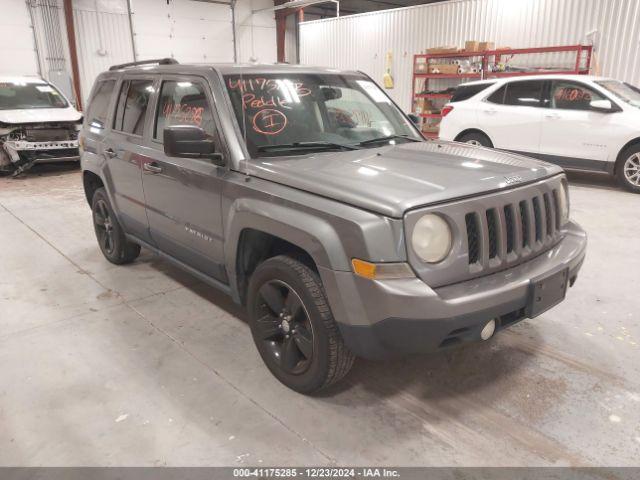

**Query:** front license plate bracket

left=526, top=267, right=569, bottom=318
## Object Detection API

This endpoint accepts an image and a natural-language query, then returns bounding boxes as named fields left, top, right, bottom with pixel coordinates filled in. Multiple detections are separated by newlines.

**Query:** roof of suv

left=106, top=62, right=363, bottom=77
left=461, top=74, right=613, bottom=87
left=0, top=75, right=49, bottom=84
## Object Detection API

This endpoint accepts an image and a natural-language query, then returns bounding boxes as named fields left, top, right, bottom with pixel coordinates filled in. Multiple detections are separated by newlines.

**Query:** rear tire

left=247, top=255, right=355, bottom=393
left=457, top=131, right=493, bottom=148
left=616, top=146, right=640, bottom=193
left=91, top=188, right=141, bottom=264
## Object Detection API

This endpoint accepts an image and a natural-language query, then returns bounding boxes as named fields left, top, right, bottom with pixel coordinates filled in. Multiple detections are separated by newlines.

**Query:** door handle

left=104, top=148, right=117, bottom=158
left=483, top=109, right=497, bottom=115
left=545, top=113, right=561, bottom=120
left=143, top=162, right=163, bottom=174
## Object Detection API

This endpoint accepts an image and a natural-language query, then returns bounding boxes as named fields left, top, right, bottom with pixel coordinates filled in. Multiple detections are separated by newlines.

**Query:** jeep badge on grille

left=503, top=175, right=524, bottom=185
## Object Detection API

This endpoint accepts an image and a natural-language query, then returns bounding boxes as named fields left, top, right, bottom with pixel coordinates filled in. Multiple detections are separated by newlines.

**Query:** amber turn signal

left=351, top=259, right=414, bottom=280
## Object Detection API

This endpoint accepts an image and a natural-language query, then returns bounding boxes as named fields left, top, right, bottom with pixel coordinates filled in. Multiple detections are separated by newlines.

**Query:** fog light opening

left=481, top=319, right=497, bottom=341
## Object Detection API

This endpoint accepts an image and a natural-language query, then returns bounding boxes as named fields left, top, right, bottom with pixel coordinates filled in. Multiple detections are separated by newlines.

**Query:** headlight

left=411, top=214, right=452, bottom=263
left=557, top=181, right=570, bottom=225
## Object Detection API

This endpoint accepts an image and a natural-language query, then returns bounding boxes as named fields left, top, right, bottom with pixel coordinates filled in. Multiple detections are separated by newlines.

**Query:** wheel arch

left=615, top=137, right=640, bottom=172
left=224, top=199, right=350, bottom=305
left=82, top=170, right=105, bottom=206
left=454, top=128, right=494, bottom=146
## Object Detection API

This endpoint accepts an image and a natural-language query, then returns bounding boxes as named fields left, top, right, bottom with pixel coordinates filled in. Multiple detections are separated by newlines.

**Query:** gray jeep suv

left=80, top=59, right=587, bottom=393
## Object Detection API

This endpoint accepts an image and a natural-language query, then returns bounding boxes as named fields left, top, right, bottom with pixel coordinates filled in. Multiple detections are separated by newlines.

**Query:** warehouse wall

left=236, top=0, right=278, bottom=64
left=0, top=0, right=40, bottom=75
left=73, top=0, right=133, bottom=105
left=299, top=0, right=640, bottom=111
left=71, top=0, right=277, bottom=104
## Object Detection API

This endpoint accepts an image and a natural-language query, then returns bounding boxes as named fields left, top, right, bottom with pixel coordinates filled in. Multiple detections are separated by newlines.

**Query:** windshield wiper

left=257, top=141, right=359, bottom=153
left=357, top=134, right=421, bottom=147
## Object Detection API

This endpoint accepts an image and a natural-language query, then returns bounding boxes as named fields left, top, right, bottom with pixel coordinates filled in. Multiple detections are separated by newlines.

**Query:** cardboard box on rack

left=415, top=61, right=429, bottom=73
left=427, top=64, right=459, bottom=75
left=422, top=123, right=440, bottom=134
left=414, top=98, right=436, bottom=114
left=425, top=46, right=458, bottom=55
left=479, top=41, right=495, bottom=51
left=465, top=41, right=480, bottom=52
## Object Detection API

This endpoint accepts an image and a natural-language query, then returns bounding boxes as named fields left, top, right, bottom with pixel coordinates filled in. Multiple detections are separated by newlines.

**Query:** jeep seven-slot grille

left=465, top=213, right=480, bottom=264
left=466, top=191, right=562, bottom=266
left=504, top=205, right=515, bottom=254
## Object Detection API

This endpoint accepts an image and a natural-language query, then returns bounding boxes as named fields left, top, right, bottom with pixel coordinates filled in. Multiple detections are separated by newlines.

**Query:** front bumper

left=3, top=139, right=80, bottom=165
left=321, top=221, right=587, bottom=359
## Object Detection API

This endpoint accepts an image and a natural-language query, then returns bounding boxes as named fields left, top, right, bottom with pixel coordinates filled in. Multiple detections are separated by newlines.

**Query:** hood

left=0, top=106, right=82, bottom=125
left=247, top=140, right=563, bottom=218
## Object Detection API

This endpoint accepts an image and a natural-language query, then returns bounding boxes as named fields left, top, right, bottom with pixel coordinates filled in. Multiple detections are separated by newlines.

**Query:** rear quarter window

left=450, top=83, right=495, bottom=102
left=486, top=85, right=507, bottom=104
left=85, top=79, right=116, bottom=130
left=113, top=79, right=154, bottom=136
left=503, top=80, right=544, bottom=107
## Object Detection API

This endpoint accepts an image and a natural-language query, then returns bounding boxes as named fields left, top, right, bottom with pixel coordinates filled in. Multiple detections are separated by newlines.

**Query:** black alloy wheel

left=93, top=198, right=116, bottom=256
left=247, top=255, right=355, bottom=393
left=91, top=187, right=140, bottom=264
left=255, top=279, right=315, bottom=375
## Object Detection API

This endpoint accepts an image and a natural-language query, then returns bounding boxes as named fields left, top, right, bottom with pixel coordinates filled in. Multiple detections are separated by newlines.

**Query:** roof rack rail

left=109, top=58, right=178, bottom=71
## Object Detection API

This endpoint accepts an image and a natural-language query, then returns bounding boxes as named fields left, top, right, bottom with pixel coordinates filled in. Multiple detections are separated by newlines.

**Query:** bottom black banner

left=0, top=468, right=637, bottom=480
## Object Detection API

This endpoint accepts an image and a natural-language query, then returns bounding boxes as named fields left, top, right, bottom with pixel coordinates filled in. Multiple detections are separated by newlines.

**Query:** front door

left=141, top=76, right=228, bottom=283
left=104, top=77, right=156, bottom=243
left=539, top=80, right=619, bottom=169
left=481, top=80, right=546, bottom=154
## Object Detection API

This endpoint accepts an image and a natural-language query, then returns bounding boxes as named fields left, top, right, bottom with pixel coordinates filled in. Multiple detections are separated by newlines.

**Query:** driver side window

left=154, top=80, right=216, bottom=142
left=550, top=81, right=606, bottom=111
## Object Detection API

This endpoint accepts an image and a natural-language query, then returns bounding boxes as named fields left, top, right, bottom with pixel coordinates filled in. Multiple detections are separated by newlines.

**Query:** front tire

left=616, top=146, right=640, bottom=193
left=247, top=255, right=355, bottom=393
left=91, top=188, right=141, bottom=264
left=458, top=131, right=493, bottom=148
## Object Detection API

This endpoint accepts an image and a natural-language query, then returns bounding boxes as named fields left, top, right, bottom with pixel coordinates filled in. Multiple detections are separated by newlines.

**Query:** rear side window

left=486, top=85, right=507, bottom=104
left=503, top=80, right=544, bottom=107
left=450, top=82, right=494, bottom=102
left=85, top=80, right=115, bottom=130
left=154, top=80, right=216, bottom=141
left=113, top=79, right=154, bottom=135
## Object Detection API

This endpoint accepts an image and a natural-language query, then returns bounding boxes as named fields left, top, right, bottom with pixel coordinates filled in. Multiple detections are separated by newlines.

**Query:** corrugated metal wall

left=300, top=0, right=640, bottom=111
left=0, top=0, right=40, bottom=75
left=130, top=0, right=233, bottom=63
left=235, top=0, right=278, bottom=64
left=73, top=0, right=133, bottom=104
left=70, top=0, right=277, bottom=104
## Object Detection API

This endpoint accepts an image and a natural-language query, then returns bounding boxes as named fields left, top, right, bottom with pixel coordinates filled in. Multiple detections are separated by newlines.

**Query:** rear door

left=103, top=76, right=157, bottom=243
left=539, top=79, right=619, bottom=168
left=82, top=77, right=117, bottom=170
left=480, top=80, right=546, bottom=154
left=141, top=75, right=228, bottom=283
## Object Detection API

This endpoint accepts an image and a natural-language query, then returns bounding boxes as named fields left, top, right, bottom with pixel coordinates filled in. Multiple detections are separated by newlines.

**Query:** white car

left=0, top=75, right=82, bottom=176
left=439, top=74, right=640, bottom=193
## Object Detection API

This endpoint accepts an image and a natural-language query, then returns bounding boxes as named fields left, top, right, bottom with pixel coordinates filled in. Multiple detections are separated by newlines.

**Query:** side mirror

left=321, top=87, right=342, bottom=100
left=407, top=113, right=420, bottom=125
left=590, top=99, right=615, bottom=113
left=163, top=125, right=224, bottom=165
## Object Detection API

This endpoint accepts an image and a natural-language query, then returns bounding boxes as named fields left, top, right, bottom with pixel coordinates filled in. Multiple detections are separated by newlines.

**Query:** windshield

left=596, top=80, right=640, bottom=108
left=224, top=73, right=421, bottom=157
left=0, top=81, right=68, bottom=110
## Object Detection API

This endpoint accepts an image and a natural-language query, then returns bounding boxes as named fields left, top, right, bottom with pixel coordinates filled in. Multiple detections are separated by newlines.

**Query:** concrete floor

left=0, top=164, right=639, bottom=467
